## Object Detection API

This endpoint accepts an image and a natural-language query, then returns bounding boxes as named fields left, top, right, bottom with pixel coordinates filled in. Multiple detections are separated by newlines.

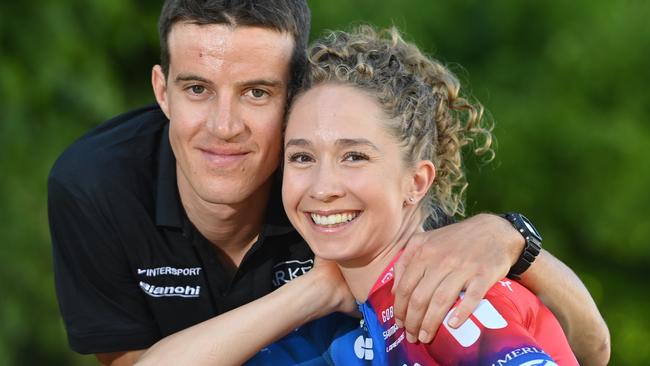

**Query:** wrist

left=289, top=269, right=339, bottom=320
left=498, top=213, right=543, bottom=279
left=482, top=213, right=526, bottom=266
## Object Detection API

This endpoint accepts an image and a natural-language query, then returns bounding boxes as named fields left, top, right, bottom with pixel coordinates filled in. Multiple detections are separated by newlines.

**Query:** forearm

left=519, top=250, right=610, bottom=365
left=136, top=271, right=337, bottom=366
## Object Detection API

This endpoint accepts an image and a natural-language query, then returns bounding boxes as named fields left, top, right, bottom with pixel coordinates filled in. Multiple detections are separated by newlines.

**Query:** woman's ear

left=406, top=160, right=435, bottom=204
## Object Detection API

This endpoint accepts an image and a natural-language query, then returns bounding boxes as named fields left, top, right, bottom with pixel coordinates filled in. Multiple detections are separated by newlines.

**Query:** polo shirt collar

left=155, top=123, right=184, bottom=229
left=261, top=173, right=295, bottom=237
left=155, top=123, right=294, bottom=237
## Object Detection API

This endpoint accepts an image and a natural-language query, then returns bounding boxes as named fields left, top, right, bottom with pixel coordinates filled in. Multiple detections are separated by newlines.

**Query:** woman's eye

left=288, top=153, right=313, bottom=163
left=343, top=152, right=369, bottom=162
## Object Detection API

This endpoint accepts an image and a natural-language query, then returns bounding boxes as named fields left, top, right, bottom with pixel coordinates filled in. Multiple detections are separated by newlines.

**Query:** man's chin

left=200, top=191, right=250, bottom=206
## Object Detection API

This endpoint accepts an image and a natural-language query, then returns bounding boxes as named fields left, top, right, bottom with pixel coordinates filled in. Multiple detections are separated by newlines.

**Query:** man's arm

left=97, top=351, right=146, bottom=366
left=135, top=259, right=355, bottom=366
left=520, top=250, right=610, bottom=365
left=49, top=177, right=161, bottom=354
left=391, top=213, right=610, bottom=364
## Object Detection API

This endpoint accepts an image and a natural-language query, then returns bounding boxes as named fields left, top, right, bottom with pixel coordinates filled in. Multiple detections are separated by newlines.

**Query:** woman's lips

left=305, top=210, right=362, bottom=232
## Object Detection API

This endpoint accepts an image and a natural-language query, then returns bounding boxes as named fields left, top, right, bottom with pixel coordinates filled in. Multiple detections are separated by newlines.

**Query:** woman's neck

left=339, top=213, right=425, bottom=302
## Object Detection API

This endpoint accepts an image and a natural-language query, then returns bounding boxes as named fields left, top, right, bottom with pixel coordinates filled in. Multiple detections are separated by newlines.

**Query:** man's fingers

left=446, top=279, right=492, bottom=329
left=405, top=273, right=462, bottom=343
left=401, top=270, right=447, bottom=343
left=392, top=261, right=426, bottom=327
left=391, top=240, right=421, bottom=293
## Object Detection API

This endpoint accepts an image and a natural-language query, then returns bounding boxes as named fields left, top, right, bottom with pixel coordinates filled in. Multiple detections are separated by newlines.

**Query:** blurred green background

left=1, top=0, right=648, bottom=364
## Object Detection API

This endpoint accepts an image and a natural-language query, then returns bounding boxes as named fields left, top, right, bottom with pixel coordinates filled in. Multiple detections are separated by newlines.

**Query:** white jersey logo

left=443, top=298, right=508, bottom=347
left=137, top=266, right=202, bottom=277
left=519, top=361, right=558, bottom=366
left=354, top=335, right=374, bottom=360
left=139, top=281, right=201, bottom=298
left=499, top=280, right=514, bottom=292
left=491, top=347, right=557, bottom=366
left=272, top=259, right=313, bottom=287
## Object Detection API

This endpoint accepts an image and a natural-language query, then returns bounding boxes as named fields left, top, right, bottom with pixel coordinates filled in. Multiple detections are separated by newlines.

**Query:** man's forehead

left=168, top=21, right=295, bottom=52
left=166, top=22, right=294, bottom=81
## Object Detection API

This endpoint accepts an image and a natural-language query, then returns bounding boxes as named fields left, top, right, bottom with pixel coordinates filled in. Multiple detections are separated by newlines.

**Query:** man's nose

left=206, top=94, right=245, bottom=140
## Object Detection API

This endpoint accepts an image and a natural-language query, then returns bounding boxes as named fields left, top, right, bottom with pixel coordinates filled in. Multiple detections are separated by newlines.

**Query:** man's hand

left=392, top=213, right=523, bottom=343
left=309, top=257, right=359, bottom=317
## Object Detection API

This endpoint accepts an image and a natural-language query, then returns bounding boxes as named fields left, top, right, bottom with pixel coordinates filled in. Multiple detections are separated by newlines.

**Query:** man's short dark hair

left=159, top=0, right=311, bottom=96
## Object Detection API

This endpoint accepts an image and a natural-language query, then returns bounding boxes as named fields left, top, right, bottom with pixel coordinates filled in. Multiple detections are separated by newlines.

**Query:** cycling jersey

left=248, top=254, right=578, bottom=365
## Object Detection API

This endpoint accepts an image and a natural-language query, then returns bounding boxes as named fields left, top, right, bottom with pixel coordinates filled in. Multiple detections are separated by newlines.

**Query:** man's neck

left=177, top=172, right=273, bottom=268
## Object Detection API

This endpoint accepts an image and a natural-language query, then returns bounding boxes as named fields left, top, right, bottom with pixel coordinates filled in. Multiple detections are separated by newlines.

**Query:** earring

left=403, top=197, right=415, bottom=207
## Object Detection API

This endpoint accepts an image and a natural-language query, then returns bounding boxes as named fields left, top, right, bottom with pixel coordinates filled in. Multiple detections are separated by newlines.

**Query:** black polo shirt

left=48, top=104, right=314, bottom=354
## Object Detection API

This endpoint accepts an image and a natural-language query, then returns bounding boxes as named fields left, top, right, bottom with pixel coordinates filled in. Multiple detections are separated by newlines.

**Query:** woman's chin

left=312, top=246, right=353, bottom=263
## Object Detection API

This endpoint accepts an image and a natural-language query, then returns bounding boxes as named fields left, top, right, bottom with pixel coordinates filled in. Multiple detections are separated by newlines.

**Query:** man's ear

left=407, top=160, right=436, bottom=203
left=152, top=65, right=170, bottom=119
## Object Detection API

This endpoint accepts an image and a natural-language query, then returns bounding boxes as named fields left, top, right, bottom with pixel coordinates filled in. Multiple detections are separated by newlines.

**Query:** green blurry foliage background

left=1, top=0, right=648, bottom=364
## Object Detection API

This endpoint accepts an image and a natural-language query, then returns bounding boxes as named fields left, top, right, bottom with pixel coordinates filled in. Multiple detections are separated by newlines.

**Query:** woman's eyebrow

left=336, top=138, right=379, bottom=151
left=285, top=138, right=311, bottom=148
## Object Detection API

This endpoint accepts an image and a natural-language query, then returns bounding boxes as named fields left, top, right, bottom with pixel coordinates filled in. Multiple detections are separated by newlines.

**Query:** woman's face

left=282, top=83, right=414, bottom=266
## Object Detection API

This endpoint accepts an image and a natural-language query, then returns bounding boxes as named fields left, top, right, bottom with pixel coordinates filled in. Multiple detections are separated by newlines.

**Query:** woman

left=273, top=26, right=578, bottom=365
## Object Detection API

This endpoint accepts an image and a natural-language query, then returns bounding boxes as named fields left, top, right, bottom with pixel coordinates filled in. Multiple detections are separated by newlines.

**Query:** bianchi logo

left=354, top=335, right=374, bottom=360
left=272, top=259, right=313, bottom=287
left=139, top=281, right=201, bottom=298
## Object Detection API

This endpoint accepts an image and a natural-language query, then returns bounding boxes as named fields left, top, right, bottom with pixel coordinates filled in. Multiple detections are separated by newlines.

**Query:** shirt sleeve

left=48, top=176, right=159, bottom=354
left=426, top=280, right=578, bottom=365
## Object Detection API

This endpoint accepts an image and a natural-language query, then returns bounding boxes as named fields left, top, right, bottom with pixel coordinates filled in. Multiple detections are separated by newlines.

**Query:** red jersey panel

left=355, top=255, right=579, bottom=365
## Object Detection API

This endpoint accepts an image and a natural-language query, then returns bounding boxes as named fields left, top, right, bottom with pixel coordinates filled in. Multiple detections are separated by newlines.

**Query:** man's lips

left=198, top=147, right=250, bottom=166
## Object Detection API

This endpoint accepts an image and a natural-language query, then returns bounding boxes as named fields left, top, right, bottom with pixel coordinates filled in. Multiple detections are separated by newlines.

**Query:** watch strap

left=500, top=213, right=543, bottom=280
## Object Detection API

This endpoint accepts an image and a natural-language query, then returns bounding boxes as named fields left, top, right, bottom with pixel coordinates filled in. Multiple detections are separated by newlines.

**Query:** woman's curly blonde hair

left=299, top=26, right=494, bottom=225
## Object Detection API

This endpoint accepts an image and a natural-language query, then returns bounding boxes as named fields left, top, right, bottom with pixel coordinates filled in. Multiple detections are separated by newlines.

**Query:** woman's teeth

left=311, top=212, right=358, bottom=226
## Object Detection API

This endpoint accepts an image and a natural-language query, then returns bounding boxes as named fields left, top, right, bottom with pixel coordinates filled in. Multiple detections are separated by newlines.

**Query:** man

left=48, top=1, right=609, bottom=365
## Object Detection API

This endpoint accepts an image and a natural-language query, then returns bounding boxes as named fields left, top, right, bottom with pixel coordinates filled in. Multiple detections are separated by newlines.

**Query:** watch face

left=520, top=215, right=542, bottom=241
left=523, top=220, right=537, bottom=235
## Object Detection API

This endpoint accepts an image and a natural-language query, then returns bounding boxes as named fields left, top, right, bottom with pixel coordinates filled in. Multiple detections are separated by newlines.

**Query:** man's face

left=152, top=22, right=294, bottom=206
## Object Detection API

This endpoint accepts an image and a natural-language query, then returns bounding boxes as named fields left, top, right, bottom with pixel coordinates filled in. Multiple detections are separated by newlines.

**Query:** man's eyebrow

left=236, top=79, right=284, bottom=89
left=175, top=74, right=213, bottom=85
left=285, top=138, right=311, bottom=148
left=173, top=75, right=283, bottom=89
left=336, top=138, right=380, bottom=151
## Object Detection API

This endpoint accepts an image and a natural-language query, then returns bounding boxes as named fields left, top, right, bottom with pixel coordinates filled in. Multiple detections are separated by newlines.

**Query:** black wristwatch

left=500, top=213, right=543, bottom=280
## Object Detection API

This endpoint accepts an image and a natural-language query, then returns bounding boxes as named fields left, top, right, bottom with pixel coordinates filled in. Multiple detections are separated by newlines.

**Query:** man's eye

left=189, top=85, right=205, bottom=94
left=248, top=88, right=268, bottom=98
